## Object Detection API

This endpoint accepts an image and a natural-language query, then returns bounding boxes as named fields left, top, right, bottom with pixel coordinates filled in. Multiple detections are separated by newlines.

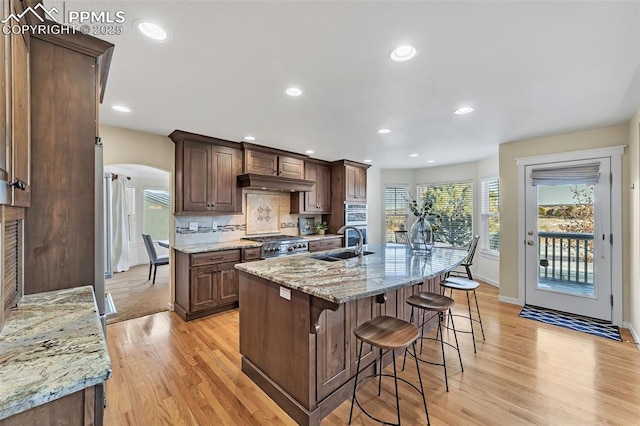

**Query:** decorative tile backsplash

left=175, top=190, right=320, bottom=245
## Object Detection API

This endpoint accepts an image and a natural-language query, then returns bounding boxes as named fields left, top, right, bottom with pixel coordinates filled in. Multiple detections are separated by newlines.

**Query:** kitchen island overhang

left=235, top=244, right=467, bottom=426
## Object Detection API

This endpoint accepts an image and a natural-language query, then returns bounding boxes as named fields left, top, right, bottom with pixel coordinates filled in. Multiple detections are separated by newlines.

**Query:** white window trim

left=384, top=184, right=409, bottom=243
left=480, top=176, right=500, bottom=258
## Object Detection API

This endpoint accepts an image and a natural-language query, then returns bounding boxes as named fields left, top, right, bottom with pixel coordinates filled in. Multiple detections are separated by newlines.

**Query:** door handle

left=527, top=240, right=534, bottom=246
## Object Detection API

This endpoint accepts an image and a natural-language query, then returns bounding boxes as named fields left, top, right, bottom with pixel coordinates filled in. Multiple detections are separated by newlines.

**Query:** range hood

left=237, top=173, right=315, bottom=192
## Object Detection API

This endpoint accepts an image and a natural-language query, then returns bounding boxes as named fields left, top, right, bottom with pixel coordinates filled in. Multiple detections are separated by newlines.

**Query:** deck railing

left=538, top=232, right=594, bottom=284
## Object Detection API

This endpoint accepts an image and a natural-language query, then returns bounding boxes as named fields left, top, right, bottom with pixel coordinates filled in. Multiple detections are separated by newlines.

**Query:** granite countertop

left=235, top=243, right=468, bottom=304
left=0, top=286, right=111, bottom=420
left=303, top=234, right=344, bottom=241
left=172, top=239, right=262, bottom=254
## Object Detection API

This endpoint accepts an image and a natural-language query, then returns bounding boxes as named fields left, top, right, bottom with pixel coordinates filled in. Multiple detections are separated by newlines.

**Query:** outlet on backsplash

left=212, top=222, right=218, bottom=231
left=189, top=222, right=198, bottom=231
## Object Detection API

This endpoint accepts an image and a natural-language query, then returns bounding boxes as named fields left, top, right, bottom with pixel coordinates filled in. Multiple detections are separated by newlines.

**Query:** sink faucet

left=337, top=226, right=364, bottom=258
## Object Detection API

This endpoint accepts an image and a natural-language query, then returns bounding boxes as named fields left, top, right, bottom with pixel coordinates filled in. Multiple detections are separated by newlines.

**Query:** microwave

left=344, top=225, right=367, bottom=248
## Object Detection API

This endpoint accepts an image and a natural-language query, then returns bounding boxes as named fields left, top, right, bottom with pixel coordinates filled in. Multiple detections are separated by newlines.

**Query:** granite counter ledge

left=0, top=285, right=111, bottom=422
left=172, top=239, right=262, bottom=254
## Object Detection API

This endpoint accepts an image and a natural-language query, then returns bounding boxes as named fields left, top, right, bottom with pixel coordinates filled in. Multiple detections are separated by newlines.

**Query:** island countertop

left=0, top=285, right=112, bottom=420
left=235, top=243, right=467, bottom=304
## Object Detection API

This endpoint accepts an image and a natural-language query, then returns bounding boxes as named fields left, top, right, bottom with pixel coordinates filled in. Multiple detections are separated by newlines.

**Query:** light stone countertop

left=172, top=239, right=262, bottom=254
left=302, top=234, right=344, bottom=241
left=235, top=243, right=468, bottom=304
left=0, top=286, right=111, bottom=420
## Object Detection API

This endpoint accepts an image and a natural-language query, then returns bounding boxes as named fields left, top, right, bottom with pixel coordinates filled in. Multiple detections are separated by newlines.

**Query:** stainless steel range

left=242, top=235, right=309, bottom=258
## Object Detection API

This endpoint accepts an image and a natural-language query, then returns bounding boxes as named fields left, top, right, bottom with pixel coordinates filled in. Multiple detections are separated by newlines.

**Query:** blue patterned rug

left=519, top=305, right=622, bottom=342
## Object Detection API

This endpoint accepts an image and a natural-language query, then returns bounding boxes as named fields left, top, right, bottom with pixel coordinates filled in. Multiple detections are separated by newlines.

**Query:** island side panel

left=239, top=271, right=313, bottom=408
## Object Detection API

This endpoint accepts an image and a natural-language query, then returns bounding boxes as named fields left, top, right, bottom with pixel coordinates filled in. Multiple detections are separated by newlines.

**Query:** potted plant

left=313, top=221, right=329, bottom=235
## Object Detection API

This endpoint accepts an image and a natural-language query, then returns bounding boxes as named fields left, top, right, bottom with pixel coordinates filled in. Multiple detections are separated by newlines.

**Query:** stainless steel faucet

left=338, top=225, right=363, bottom=258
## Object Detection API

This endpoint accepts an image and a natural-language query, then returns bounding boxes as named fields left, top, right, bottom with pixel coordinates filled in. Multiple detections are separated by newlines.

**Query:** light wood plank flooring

left=104, top=283, right=640, bottom=425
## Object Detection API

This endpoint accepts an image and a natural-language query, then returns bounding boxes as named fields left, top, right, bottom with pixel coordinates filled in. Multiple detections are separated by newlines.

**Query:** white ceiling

left=46, top=1, right=640, bottom=169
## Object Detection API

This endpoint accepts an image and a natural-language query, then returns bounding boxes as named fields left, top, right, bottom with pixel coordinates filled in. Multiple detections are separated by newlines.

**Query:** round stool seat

left=354, top=316, right=419, bottom=350
left=442, top=276, right=480, bottom=290
left=407, top=292, right=454, bottom=312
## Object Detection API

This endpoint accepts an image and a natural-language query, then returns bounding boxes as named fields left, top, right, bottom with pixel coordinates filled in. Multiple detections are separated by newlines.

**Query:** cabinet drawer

left=242, top=247, right=262, bottom=262
left=309, top=238, right=343, bottom=253
left=191, top=250, right=240, bottom=267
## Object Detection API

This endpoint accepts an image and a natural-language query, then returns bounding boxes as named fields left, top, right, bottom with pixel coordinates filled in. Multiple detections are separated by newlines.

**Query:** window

left=417, top=181, right=473, bottom=247
left=481, top=178, right=500, bottom=255
left=143, top=189, right=170, bottom=240
left=384, top=185, right=409, bottom=243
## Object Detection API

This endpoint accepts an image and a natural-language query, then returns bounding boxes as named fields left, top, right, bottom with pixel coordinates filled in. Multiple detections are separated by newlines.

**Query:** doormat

left=518, top=305, right=622, bottom=342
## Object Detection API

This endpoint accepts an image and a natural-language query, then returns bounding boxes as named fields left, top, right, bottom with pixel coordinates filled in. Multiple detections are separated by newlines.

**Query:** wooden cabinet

left=243, top=146, right=305, bottom=180
left=175, top=249, right=242, bottom=320
left=328, top=160, right=370, bottom=233
left=308, top=237, right=343, bottom=253
left=345, top=164, right=367, bottom=202
left=172, top=133, right=242, bottom=215
left=291, top=160, right=331, bottom=214
left=0, top=0, right=30, bottom=207
left=24, top=23, right=113, bottom=295
left=242, top=246, right=262, bottom=262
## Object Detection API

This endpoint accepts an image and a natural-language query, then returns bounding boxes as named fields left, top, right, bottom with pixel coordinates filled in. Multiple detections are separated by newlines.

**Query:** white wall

left=367, top=166, right=383, bottom=243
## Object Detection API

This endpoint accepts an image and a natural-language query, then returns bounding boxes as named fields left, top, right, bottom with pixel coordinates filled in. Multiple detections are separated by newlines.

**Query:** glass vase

left=410, top=218, right=433, bottom=253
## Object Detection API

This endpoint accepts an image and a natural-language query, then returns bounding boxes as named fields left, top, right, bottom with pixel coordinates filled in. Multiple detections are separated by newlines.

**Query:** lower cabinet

left=175, top=249, right=242, bottom=321
left=308, top=236, right=343, bottom=253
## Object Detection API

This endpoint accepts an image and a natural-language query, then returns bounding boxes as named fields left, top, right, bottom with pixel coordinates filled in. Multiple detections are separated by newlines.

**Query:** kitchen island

left=235, top=243, right=467, bottom=425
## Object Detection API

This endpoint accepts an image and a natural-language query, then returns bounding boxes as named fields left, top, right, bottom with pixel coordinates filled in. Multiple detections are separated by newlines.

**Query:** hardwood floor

left=104, top=283, right=640, bottom=425
left=105, top=264, right=170, bottom=324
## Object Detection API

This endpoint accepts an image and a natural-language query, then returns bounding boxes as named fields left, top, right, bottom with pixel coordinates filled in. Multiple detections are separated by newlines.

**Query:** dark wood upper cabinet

left=171, top=131, right=242, bottom=215
left=245, top=149, right=278, bottom=175
left=278, top=155, right=304, bottom=179
left=327, top=160, right=370, bottom=233
left=291, top=160, right=331, bottom=214
left=243, top=145, right=305, bottom=180
left=345, top=164, right=367, bottom=202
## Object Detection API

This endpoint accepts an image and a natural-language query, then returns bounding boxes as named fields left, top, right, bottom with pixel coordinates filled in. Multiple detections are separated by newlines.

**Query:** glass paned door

left=525, top=158, right=611, bottom=320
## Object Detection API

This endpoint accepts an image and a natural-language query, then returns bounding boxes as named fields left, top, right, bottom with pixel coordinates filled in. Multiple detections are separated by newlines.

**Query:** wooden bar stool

left=402, top=292, right=463, bottom=392
left=349, top=315, right=430, bottom=425
left=440, top=276, right=486, bottom=353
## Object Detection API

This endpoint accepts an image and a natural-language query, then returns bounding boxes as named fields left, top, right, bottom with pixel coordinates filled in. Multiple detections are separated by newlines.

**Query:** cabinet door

left=0, top=2, right=8, bottom=205
left=10, top=24, right=29, bottom=207
left=190, top=265, right=219, bottom=312
left=349, top=297, right=378, bottom=374
left=355, top=167, right=367, bottom=201
left=183, top=140, right=211, bottom=211
left=245, top=150, right=277, bottom=175
left=218, top=261, right=239, bottom=305
left=304, top=162, right=320, bottom=212
left=210, top=145, right=240, bottom=212
left=278, top=155, right=304, bottom=179
left=316, top=164, right=331, bottom=212
left=345, top=165, right=358, bottom=202
left=316, top=304, right=349, bottom=401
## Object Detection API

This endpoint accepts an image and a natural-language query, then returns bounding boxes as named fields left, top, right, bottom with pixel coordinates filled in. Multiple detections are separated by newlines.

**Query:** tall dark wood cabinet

left=24, top=29, right=113, bottom=294
left=290, top=159, right=331, bottom=214
left=327, top=160, right=370, bottom=233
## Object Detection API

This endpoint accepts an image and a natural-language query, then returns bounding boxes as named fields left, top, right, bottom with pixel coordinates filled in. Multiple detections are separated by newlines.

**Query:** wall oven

left=344, top=203, right=367, bottom=248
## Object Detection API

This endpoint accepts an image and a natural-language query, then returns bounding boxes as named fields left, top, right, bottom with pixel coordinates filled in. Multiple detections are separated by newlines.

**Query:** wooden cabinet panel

left=191, top=249, right=240, bottom=267
left=349, top=298, right=379, bottom=372
left=210, top=145, right=239, bottom=212
left=278, top=155, right=304, bottom=179
left=355, top=167, right=367, bottom=201
left=308, top=237, right=343, bottom=253
left=10, top=26, right=29, bottom=208
left=0, top=2, right=8, bottom=205
left=218, top=262, right=238, bottom=305
left=291, top=160, right=331, bottom=214
left=345, top=165, right=358, bottom=202
left=183, top=140, right=210, bottom=211
left=190, top=265, right=219, bottom=312
left=242, top=247, right=262, bottom=262
left=317, top=164, right=331, bottom=211
left=316, top=303, right=349, bottom=401
left=246, top=150, right=277, bottom=175
left=304, top=162, right=319, bottom=212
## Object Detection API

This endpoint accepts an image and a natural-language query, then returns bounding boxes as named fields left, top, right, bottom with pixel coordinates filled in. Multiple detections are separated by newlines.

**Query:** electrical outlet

left=212, top=222, right=218, bottom=231
left=189, top=222, right=198, bottom=231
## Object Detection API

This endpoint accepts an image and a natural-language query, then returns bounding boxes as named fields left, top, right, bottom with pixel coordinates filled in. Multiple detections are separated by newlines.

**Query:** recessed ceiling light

left=285, top=87, right=302, bottom=97
left=427, top=160, right=435, bottom=163
left=410, top=154, right=419, bottom=157
left=244, top=136, right=255, bottom=141
left=363, top=159, right=372, bottom=163
left=112, top=105, right=130, bottom=113
left=305, top=150, right=314, bottom=154
left=454, top=106, right=474, bottom=115
left=389, top=45, right=418, bottom=62
left=136, top=21, right=167, bottom=41
left=378, top=128, right=391, bottom=134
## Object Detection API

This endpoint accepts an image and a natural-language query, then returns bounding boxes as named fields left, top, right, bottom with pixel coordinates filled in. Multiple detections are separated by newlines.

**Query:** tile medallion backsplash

left=175, top=190, right=319, bottom=245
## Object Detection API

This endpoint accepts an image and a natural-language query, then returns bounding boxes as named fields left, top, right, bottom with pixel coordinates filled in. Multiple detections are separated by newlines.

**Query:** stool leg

left=438, top=319, right=449, bottom=392
left=412, top=341, right=430, bottom=425
left=473, top=289, right=486, bottom=341
left=391, top=350, right=401, bottom=425
left=466, top=291, right=477, bottom=353
left=378, top=349, right=383, bottom=396
left=402, top=308, right=415, bottom=371
left=449, top=309, right=463, bottom=372
left=348, top=341, right=364, bottom=425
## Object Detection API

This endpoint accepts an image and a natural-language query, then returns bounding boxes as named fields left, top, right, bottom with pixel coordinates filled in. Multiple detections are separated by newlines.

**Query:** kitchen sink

left=311, top=251, right=375, bottom=262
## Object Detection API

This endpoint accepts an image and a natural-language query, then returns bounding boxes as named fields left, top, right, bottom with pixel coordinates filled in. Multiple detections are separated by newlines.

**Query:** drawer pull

left=209, top=256, right=223, bottom=261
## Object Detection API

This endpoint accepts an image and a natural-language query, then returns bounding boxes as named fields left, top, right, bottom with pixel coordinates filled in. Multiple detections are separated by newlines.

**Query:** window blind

left=530, top=163, right=600, bottom=186
left=417, top=181, right=473, bottom=247
left=481, top=178, right=500, bottom=253
left=384, top=186, right=408, bottom=243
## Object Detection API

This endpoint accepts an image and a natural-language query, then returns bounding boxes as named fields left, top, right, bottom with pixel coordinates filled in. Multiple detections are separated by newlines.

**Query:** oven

left=344, top=225, right=367, bottom=248
left=344, top=203, right=367, bottom=226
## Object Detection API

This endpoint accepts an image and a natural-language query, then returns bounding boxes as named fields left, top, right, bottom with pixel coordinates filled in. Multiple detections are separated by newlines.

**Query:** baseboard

left=168, top=303, right=174, bottom=311
left=622, top=321, right=640, bottom=350
left=475, top=274, right=499, bottom=287
left=498, top=295, right=522, bottom=305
